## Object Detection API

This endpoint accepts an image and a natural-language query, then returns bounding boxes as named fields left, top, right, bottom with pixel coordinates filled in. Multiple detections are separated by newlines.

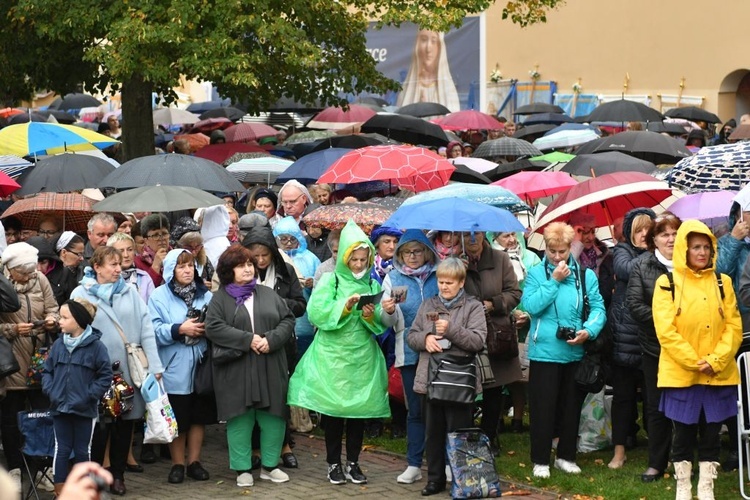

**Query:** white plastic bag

left=141, top=374, right=178, bottom=444
left=577, top=388, right=612, bottom=453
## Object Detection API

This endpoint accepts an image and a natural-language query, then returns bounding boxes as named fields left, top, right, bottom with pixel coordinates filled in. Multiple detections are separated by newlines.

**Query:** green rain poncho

left=287, top=220, right=390, bottom=418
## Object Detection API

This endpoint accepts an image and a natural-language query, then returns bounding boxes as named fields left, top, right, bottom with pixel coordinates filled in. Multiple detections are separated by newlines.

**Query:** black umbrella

left=8, top=113, right=49, bottom=125
left=397, top=102, right=451, bottom=118
left=361, top=113, right=448, bottom=147
left=55, top=93, right=102, bottom=111
left=186, top=99, right=233, bottom=114
left=513, top=124, right=557, bottom=142
left=98, top=154, right=245, bottom=193
left=522, top=113, right=574, bottom=126
left=199, top=107, right=245, bottom=122
left=357, top=96, right=388, bottom=108
left=646, top=121, right=690, bottom=135
left=664, top=106, right=721, bottom=124
left=37, top=110, right=77, bottom=124
left=574, top=131, right=691, bottom=164
left=587, top=100, right=664, bottom=123
left=514, top=103, right=564, bottom=115
left=484, top=158, right=549, bottom=182
left=309, top=134, right=386, bottom=153
left=449, top=164, right=491, bottom=184
left=560, top=151, right=656, bottom=177
left=17, top=154, right=115, bottom=195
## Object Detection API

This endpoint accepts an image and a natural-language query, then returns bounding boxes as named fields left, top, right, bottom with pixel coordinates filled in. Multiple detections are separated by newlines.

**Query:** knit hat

left=238, top=212, right=269, bottom=231
left=253, top=188, right=278, bottom=207
left=170, top=216, right=201, bottom=243
left=2, top=242, right=39, bottom=269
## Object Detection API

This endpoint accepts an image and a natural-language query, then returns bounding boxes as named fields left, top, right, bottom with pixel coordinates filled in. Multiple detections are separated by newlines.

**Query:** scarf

left=139, top=244, right=156, bottom=266
left=439, top=288, right=464, bottom=309
left=434, top=239, right=459, bottom=261
left=655, top=249, right=674, bottom=272
left=172, top=280, right=197, bottom=309
left=578, top=245, right=598, bottom=271
left=225, top=279, right=257, bottom=306
left=499, top=244, right=526, bottom=282
left=81, top=267, right=126, bottom=305
left=400, top=262, right=432, bottom=283
left=43, top=260, right=57, bottom=277
left=373, top=254, right=393, bottom=279
left=64, top=324, right=93, bottom=353
left=121, top=266, right=138, bottom=286
left=257, top=263, right=276, bottom=288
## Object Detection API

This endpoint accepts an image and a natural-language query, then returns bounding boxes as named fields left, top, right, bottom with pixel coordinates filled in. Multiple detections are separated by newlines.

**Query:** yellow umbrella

left=0, top=122, right=118, bottom=157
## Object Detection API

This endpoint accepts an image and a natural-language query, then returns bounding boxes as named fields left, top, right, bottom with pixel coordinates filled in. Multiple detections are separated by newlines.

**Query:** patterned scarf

left=225, top=279, right=257, bottom=305
left=434, top=239, right=459, bottom=261
left=373, top=254, right=393, bottom=280
left=579, top=246, right=598, bottom=271
left=139, top=244, right=156, bottom=266
left=121, top=266, right=138, bottom=286
left=172, top=280, right=197, bottom=309
left=400, top=262, right=433, bottom=283
left=80, top=267, right=126, bottom=305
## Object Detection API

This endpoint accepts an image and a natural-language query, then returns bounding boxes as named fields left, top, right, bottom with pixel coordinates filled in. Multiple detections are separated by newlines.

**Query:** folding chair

left=737, top=351, right=750, bottom=499
left=17, top=410, right=54, bottom=500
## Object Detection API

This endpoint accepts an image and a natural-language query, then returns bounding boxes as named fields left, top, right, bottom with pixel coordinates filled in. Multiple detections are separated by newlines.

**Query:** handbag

left=193, top=344, right=214, bottom=396
left=0, top=274, right=20, bottom=314
left=475, top=348, right=496, bottom=386
left=484, top=310, right=519, bottom=360
left=574, top=268, right=612, bottom=393
left=0, top=335, right=19, bottom=379
left=114, top=323, right=149, bottom=389
left=446, top=428, right=503, bottom=498
left=141, top=374, right=178, bottom=444
left=427, top=352, right=477, bottom=405
left=211, top=343, right=246, bottom=365
left=26, top=333, right=52, bottom=387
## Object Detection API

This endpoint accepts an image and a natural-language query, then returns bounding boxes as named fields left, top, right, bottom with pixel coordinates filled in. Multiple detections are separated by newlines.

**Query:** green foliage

left=502, top=0, right=564, bottom=27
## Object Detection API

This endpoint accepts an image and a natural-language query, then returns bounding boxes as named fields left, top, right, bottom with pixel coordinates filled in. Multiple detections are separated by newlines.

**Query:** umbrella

left=302, top=202, right=393, bottom=234
left=93, top=185, right=226, bottom=213
left=55, top=93, right=102, bottom=111
left=0, top=123, right=118, bottom=157
left=664, top=106, right=722, bottom=124
left=401, top=182, right=529, bottom=212
left=277, top=148, right=351, bottom=183
left=493, top=171, right=577, bottom=202
left=439, top=110, right=503, bottom=131
left=574, top=131, right=692, bottom=164
left=543, top=123, right=601, bottom=136
left=530, top=152, right=576, bottom=164
left=472, top=137, right=543, bottom=160
left=152, top=108, right=200, bottom=125
left=586, top=100, right=664, bottom=123
left=174, top=133, right=210, bottom=152
left=0, top=155, right=34, bottom=179
left=186, top=99, right=233, bottom=114
left=484, top=158, right=549, bottom=181
left=384, top=197, right=525, bottom=233
left=449, top=157, right=497, bottom=174
left=192, top=117, right=233, bottom=133
left=368, top=196, right=405, bottom=210
left=560, top=151, right=656, bottom=177
left=667, top=190, right=735, bottom=228
left=729, top=125, right=750, bottom=141
left=284, top=130, right=337, bottom=145
left=0, top=108, right=25, bottom=119
left=8, top=113, right=52, bottom=125
left=450, top=164, right=491, bottom=184
left=225, top=157, right=293, bottom=185
left=533, top=172, right=674, bottom=231
left=523, top=113, right=574, bottom=126
left=309, top=134, right=386, bottom=153
left=512, top=124, right=557, bottom=142
left=224, top=123, right=278, bottom=143
left=397, top=102, right=451, bottom=118
left=646, top=121, right=691, bottom=135
left=198, top=107, right=245, bottom=122
left=0, top=171, right=21, bottom=197
left=514, top=103, right=564, bottom=115
left=360, top=113, right=448, bottom=147
left=319, top=145, right=454, bottom=193
left=533, top=129, right=600, bottom=150
left=193, top=142, right=267, bottom=164
left=667, top=142, right=750, bottom=193
left=306, top=105, right=377, bottom=130
left=357, top=96, right=388, bottom=108
left=36, top=110, right=77, bottom=124
left=16, top=153, right=115, bottom=195
left=223, top=152, right=274, bottom=167
left=1, top=192, right=95, bottom=232
left=99, top=154, right=244, bottom=193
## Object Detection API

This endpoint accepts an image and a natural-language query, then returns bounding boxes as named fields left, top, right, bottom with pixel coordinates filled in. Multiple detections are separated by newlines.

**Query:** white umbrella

left=226, top=157, right=293, bottom=186
left=533, top=129, right=600, bottom=150
left=153, top=108, right=200, bottom=125
left=448, top=157, right=497, bottom=174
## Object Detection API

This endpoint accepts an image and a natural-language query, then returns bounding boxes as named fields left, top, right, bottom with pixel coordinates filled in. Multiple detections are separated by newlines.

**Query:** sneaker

left=345, top=462, right=367, bottom=484
left=327, top=463, right=346, bottom=485
left=445, top=465, right=452, bottom=482
left=533, top=464, right=550, bottom=478
left=554, top=458, right=581, bottom=474
left=260, top=468, right=289, bottom=483
left=9, top=469, right=20, bottom=492
left=35, top=471, right=55, bottom=492
left=397, top=465, right=422, bottom=484
left=236, top=472, right=254, bottom=487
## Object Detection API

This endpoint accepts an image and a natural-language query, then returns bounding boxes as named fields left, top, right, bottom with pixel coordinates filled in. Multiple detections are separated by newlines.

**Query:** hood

left=393, top=229, right=438, bottom=273
left=622, top=207, right=655, bottom=248
left=273, top=216, right=308, bottom=254
left=336, top=219, right=376, bottom=279
left=162, top=248, right=190, bottom=284
left=487, top=231, right=529, bottom=253
left=242, top=226, right=291, bottom=279
left=672, top=219, right=717, bottom=274
left=200, top=205, right=230, bottom=240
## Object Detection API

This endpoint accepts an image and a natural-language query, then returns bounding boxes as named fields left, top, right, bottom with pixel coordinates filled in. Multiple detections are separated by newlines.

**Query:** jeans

left=400, top=365, right=425, bottom=467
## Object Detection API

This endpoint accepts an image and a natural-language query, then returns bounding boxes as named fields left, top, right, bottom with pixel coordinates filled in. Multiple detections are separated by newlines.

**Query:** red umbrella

left=301, top=202, right=393, bottom=234
left=1, top=192, right=95, bottom=232
left=306, top=104, right=377, bottom=130
left=0, top=171, right=21, bottom=197
left=439, top=110, right=503, bottom=131
left=532, top=171, right=673, bottom=232
left=319, top=145, right=455, bottom=193
left=192, top=117, right=233, bottom=134
left=224, top=123, right=278, bottom=143
left=193, top=142, right=267, bottom=164
left=492, top=171, right=577, bottom=203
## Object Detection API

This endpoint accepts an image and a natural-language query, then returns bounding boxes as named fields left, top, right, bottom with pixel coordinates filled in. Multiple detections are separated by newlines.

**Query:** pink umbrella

left=319, top=145, right=455, bottom=193
left=192, top=117, right=233, bottom=133
left=439, top=110, right=503, bottom=131
left=492, top=171, right=577, bottom=203
left=224, top=123, right=278, bottom=143
left=306, top=104, right=377, bottom=130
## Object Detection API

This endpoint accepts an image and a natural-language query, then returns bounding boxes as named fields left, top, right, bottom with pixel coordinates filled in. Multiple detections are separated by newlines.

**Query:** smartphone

left=31, top=319, right=47, bottom=328
left=436, top=338, right=452, bottom=349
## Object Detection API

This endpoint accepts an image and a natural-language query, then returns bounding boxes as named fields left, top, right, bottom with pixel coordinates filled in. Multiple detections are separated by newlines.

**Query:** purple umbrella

left=668, top=190, right=736, bottom=228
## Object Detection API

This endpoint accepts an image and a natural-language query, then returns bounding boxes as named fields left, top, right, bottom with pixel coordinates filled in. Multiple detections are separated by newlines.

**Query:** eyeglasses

left=38, top=230, right=59, bottom=237
left=277, top=236, right=296, bottom=244
left=65, top=249, right=85, bottom=259
left=280, top=193, right=305, bottom=207
left=147, top=231, right=170, bottom=240
left=401, top=249, right=424, bottom=257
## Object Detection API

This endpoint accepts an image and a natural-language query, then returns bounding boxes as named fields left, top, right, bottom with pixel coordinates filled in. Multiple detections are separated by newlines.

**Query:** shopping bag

left=141, top=374, right=178, bottom=444
left=446, top=428, right=502, bottom=498
left=577, top=388, right=613, bottom=453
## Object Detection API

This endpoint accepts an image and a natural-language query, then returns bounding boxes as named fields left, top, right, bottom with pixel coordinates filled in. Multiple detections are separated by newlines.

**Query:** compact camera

left=556, top=326, right=577, bottom=341
left=187, top=305, right=208, bottom=323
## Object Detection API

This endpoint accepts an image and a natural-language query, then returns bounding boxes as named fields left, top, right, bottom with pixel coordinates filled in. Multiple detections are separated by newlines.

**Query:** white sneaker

left=260, top=468, right=289, bottom=483
left=445, top=465, right=452, bottom=482
left=35, top=471, right=55, bottom=492
left=236, top=472, right=254, bottom=487
left=533, top=464, right=550, bottom=478
left=397, top=465, right=422, bottom=484
left=554, top=458, right=581, bottom=474
left=9, top=469, right=21, bottom=492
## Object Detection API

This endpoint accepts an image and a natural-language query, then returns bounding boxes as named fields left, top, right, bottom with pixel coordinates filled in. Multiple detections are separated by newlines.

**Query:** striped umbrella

left=226, top=157, right=293, bottom=185
left=0, top=123, right=118, bottom=157
left=472, top=137, right=542, bottom=160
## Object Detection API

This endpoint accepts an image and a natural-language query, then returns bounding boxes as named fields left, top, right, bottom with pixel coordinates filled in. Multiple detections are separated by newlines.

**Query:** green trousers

left=227, top=408, right=286, bottom=471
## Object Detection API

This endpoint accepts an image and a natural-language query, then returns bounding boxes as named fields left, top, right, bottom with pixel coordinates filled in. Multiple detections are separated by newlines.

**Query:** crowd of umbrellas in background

left=0, top=93, right=749, bottom=243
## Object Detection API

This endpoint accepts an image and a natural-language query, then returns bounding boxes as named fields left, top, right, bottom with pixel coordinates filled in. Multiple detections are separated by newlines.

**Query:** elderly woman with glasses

left=134, top=214, right=171, bottom=287
left=107, top=232, right=155, bottom=304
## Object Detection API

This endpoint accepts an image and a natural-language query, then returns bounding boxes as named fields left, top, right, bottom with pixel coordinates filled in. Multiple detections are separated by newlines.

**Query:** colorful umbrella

left=152, top=108, right=200, bottom=125
left=667, top=190, right=735, bottom=228
left=192, top=117, right=233, bottom=134
left=0, top=155, right=33, bottom=179
left=93, top=186, right=226, bottom=213
left=0, top=123, right=118, bottom=157
left=277, top=148, right=351, bottom=184
left=0, top=171, right=21, bottom=197
left=302, top=202, right=393, bottom=234
left=193, top=142, right=267, bottom=164
left=384, top=197, right=525, bottom=233
left=16, top=153, right=115, bottom=195
left=492, top=171, right=577, bottom=202
left=439, top=110, right=503, bottom=131
left=224, top=123, right=278, bottom=143
left=174, top=133, right=210, bottom=152
left=667, top=142, right=750, bottom=193
left=306, top=105, right=377, bottom=130
left=318, top=145, right=454, bottom=193
left=226, top=157, right=293, bottom=185
left=472, top=137, right=543, bottom=160
left=401, top=182, right=529, bottom=213
left=1, top=192, right=95, bottom=232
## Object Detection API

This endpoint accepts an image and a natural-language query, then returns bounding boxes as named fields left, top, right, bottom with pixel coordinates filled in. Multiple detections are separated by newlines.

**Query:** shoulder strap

left=579, top=265, right=588, bottom=322
left=715, top=270, right=725, bottom=300
left=666, top=272, right=675, bottom=301
left=113, top=321, right=129, bottom=347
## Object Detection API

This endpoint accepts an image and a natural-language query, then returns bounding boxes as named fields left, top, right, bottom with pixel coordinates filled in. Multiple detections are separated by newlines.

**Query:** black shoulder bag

left=574, top=268, right=612, bottom=393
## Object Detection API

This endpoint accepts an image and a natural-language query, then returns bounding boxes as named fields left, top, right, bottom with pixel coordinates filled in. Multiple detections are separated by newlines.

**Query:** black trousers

left=91, top=419, right=135, bottom=480
left=671, top=410, right=721, bottom=462
left=321, top=416, right=364, bottom=465
left=0, top=389, right=49, bottom=470
left=422, top=397, right=473, bottom=483
left=610, top=363, right=644, bottom=445
left=528, top=360, right=585, bottom=464
left=642, top=354, right=672, bottom=472
left=479, top=386, right=503, bottom=442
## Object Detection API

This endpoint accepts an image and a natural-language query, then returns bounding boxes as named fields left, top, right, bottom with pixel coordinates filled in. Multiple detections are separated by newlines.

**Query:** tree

left=2, top=0, right=563, bottom=160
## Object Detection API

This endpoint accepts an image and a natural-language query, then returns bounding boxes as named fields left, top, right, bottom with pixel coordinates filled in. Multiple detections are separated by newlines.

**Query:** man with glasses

left=277, top=180, right=313, bottom=228
left=84, top=213, right=117, bottom=264
left=134, top=213, right=171, bottom=287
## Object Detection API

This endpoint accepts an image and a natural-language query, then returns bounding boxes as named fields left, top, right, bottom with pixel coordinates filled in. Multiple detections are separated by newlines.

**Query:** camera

left=556, top=326, right=577, bottom=341
left=187, top=305, right=208, bottom=323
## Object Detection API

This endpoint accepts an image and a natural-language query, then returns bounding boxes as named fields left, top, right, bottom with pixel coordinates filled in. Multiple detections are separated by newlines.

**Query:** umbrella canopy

left=0, top=171, right=21, bottom=197
left=306, top=105, right=377, bottom=130
left=99, top=154, right=244, bottom=193
left=646, top=121, right=691, bottom=135
left=439, top=110, right=503, bottom=131
left=533, top=171, right=673, bottom=231
left=533, top=129, right=600, bottom=150
left=16, top=153, right=115, bottom=195
left=523, top=113, right=574, bottom=126
left=302, top=202, right=392, bottom=234
left=284, top=130, right=337, bottom=145
left=512, top=124, right=557, bottom=142
left=277, top=148, right=351, bottom=183
left=0, top=123, right=118, bottom=157
left=664, top=106, right=721, bottom=124
left=472, top=137, right=543, bottom=160
left=574, top=131, right=692, bottom=164
left=192, top=117, right=233, bottom=133
left=368, top=196, right=405, bottom=210
left=450, top=164, right=491, bottom=184
left=0, top=155, right=34, bottom=179
left=543, top=123, right=601, bottom=136
left=357, top=96, right=388, bottom=108
left=360, top=113, right=448, bottom=147
left=198, top=107, right=245, bottom=122
left=668, top=142, right=750, bottom=193
left=193, top=142, right=266, bottom=164
left=8, top=112, right=52, bottom=125
left=309, top=134, right=386, bottom=153
left=224, top=123, right=278, bottom=143
left=186, top=99, right=233, bottom=114
left=36, top=110, right=76, bottom=124
left=384, top=197, right=525, bottom=233
left=514, top=103, right=564, bottom=115
left=492, top=171, right=577, bottom=202
left=448, top=157, right=497, bottom=174
left=1, top=192, right=95, bottom=232
left=152, top=108, right=200, bottom=125
left=54, top=93, right=102, bottom=111
left=667, top=190, right=735, bottom=227
left=729, top=124, right=750, bottom=141
left=174, top=133, right=210, bottom=152
left=397, top=102, right=451, bottom=118
left=93, top=185, right=226, bottom=213
left=319, top=145, right=454, bottom=193
left=560, top=151, right=656, bottom=177
left=401, top=182, right=529, bottom=212
left=587, top=100, right=664, bottom=123
left=484, top=158, right=549, bottom=181
left=225, top=157, right=293, bottom=185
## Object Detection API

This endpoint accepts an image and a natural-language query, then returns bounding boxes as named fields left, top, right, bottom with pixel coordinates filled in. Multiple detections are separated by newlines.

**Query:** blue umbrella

left=401, top=183, right=529, bottom=213
left=383, top=197, right=525, bottom=232
left=277, top=148, right=350, bottom=183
